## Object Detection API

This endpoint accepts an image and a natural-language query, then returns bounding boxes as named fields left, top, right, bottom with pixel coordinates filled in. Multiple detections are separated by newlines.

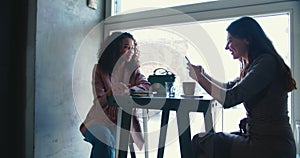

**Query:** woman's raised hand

left=187, top=63, right=204, bottom=81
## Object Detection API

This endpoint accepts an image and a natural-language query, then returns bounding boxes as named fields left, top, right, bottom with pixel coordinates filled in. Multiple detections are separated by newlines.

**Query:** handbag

left=147, top=68, right=176, bottom=96
left=230, top=117, right=249, bottom=136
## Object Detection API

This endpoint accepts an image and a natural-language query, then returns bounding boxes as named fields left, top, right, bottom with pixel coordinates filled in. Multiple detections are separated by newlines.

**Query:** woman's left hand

left=112, top=82, right=130, bottom=95
left=187, top=63, right=204, bottom=81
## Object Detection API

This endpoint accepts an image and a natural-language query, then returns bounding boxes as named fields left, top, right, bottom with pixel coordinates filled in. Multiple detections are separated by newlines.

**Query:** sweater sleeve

left=129, top=68, right=151, bottom=92
left=222, top=54, right=276, bottom=108
left=226, top=77, right=240, bottom=89
left=92, top=64, right=109, bottom=108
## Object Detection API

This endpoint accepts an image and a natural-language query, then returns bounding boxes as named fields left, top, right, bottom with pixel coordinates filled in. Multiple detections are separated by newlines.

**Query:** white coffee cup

left=182, top=82, right=196, bottom=95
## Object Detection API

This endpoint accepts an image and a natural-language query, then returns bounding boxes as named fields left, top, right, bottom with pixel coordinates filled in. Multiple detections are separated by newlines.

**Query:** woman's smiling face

left=225, top=32, right=249, bottom=60
left=119, top=37, right=135, bottom=62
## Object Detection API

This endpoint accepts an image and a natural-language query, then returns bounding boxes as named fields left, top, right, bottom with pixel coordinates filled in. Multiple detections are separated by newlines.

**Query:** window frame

left=104, top=0, right=300, bottom=136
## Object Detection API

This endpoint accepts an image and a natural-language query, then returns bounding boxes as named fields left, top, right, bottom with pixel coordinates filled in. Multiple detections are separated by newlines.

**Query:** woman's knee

left=192, top=132, right=214, bottom=158
left=87, top=125, right=116, bottom=146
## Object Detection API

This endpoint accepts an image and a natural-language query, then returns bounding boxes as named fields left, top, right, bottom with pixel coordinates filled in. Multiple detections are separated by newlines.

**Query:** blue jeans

left=83, top=125, right=117, bottom=158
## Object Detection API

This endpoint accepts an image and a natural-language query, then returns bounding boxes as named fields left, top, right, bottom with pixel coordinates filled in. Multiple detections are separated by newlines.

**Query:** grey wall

left=35, top=0, right=104, bottom=157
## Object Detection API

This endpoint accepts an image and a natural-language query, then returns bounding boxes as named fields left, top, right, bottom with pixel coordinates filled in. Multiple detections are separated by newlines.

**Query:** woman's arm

left=203, top=71, right=227, bottom=89
left=91, top=65, right=119, bottom=122
left=188, top=54, right=276, bottom=108
left=92, top=65, right=111, bottom=108
left=187, top=63, right=227, bottom=104
left=129, top=68, right=151, bottom=91
left=187, top=63, right=227, bottom=88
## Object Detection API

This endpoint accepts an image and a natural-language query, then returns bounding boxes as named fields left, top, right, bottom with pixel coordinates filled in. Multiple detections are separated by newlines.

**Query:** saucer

left=130, top=91, right=156, bottom=97
left=180, top=95, right=203, bottom=98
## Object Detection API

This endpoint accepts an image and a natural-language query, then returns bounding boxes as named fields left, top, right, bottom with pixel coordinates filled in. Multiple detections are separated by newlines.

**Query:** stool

left=129, top=143, right=136, bottom=158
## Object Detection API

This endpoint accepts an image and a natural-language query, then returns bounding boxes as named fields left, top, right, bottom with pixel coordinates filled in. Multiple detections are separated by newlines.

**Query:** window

left=113, top=0, right=218, bottom=15
left=99, top=0, right=299, bottom=157
left=114, top=12, right=290, bottom=129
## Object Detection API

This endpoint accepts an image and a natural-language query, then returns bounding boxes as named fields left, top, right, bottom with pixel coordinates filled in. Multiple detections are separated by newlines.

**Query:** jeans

left=83, top=124, right=117, bottom=158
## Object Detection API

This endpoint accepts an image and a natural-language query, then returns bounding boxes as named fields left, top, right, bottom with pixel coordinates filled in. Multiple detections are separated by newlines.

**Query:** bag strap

left=153, top=68, right=173, bottom=75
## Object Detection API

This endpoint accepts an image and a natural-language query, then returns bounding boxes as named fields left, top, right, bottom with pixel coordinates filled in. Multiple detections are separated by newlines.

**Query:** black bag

left=230, top=117, right=249, bottom=136
left=147, top=68, right=176, bottom=96
left=239, top=117, right=249, bottom=134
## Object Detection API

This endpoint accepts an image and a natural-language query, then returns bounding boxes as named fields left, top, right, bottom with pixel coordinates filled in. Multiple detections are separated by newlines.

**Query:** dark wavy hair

left=226, top=16, right=296, bottom=92
left=97, top=32, right=140, bottom=73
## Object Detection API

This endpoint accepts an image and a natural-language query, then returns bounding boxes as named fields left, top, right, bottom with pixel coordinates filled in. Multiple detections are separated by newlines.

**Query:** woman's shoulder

left=93, top=63, right=109, bottom=76
left=249, top=53, right=277, bottom=75
left=253, top=53, right=276, bottom=65
left=256, top=53, right=274, bottom=59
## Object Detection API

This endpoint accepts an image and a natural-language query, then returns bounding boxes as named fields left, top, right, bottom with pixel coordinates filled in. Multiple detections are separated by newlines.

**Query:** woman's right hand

left=187, top=63, right=204, bottom=81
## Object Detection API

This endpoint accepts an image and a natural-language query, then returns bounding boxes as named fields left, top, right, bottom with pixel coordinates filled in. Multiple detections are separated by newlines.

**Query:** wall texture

left=35, top=0, right=104, bottom=157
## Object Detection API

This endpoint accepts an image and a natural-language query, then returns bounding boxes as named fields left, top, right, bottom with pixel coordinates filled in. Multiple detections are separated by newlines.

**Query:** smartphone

left=185, top=56, right=191, bottom=64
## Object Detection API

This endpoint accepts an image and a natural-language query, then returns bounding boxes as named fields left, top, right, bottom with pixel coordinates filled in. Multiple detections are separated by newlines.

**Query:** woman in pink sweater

left=80, top=32, right=151, bottom=158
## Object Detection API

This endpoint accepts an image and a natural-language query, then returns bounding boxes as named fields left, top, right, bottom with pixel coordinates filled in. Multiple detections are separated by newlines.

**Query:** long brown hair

left=227, top=16, right=296, bottom=92
left=97, top=32, right=140, bottom=74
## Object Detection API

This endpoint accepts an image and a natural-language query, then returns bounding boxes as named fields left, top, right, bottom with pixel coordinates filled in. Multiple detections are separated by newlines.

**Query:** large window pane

left=113, top=0, right=218, bottom=15
left=124, top=13, right=290, bottom=98
left=114, top=13, right=290, bottom=158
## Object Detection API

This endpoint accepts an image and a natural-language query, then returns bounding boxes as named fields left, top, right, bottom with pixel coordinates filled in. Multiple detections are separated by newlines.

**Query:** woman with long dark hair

left=80, top=32, right=151, bottom=158
left=188, top=17, right=297, bottom=158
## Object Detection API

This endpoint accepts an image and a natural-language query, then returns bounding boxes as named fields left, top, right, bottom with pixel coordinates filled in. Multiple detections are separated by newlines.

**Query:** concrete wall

left=35, top=0, right=104, bottom=157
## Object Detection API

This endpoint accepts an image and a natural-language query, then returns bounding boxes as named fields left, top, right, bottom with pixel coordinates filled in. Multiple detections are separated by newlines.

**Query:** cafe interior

left=4, top=0, right=300, bottom=157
